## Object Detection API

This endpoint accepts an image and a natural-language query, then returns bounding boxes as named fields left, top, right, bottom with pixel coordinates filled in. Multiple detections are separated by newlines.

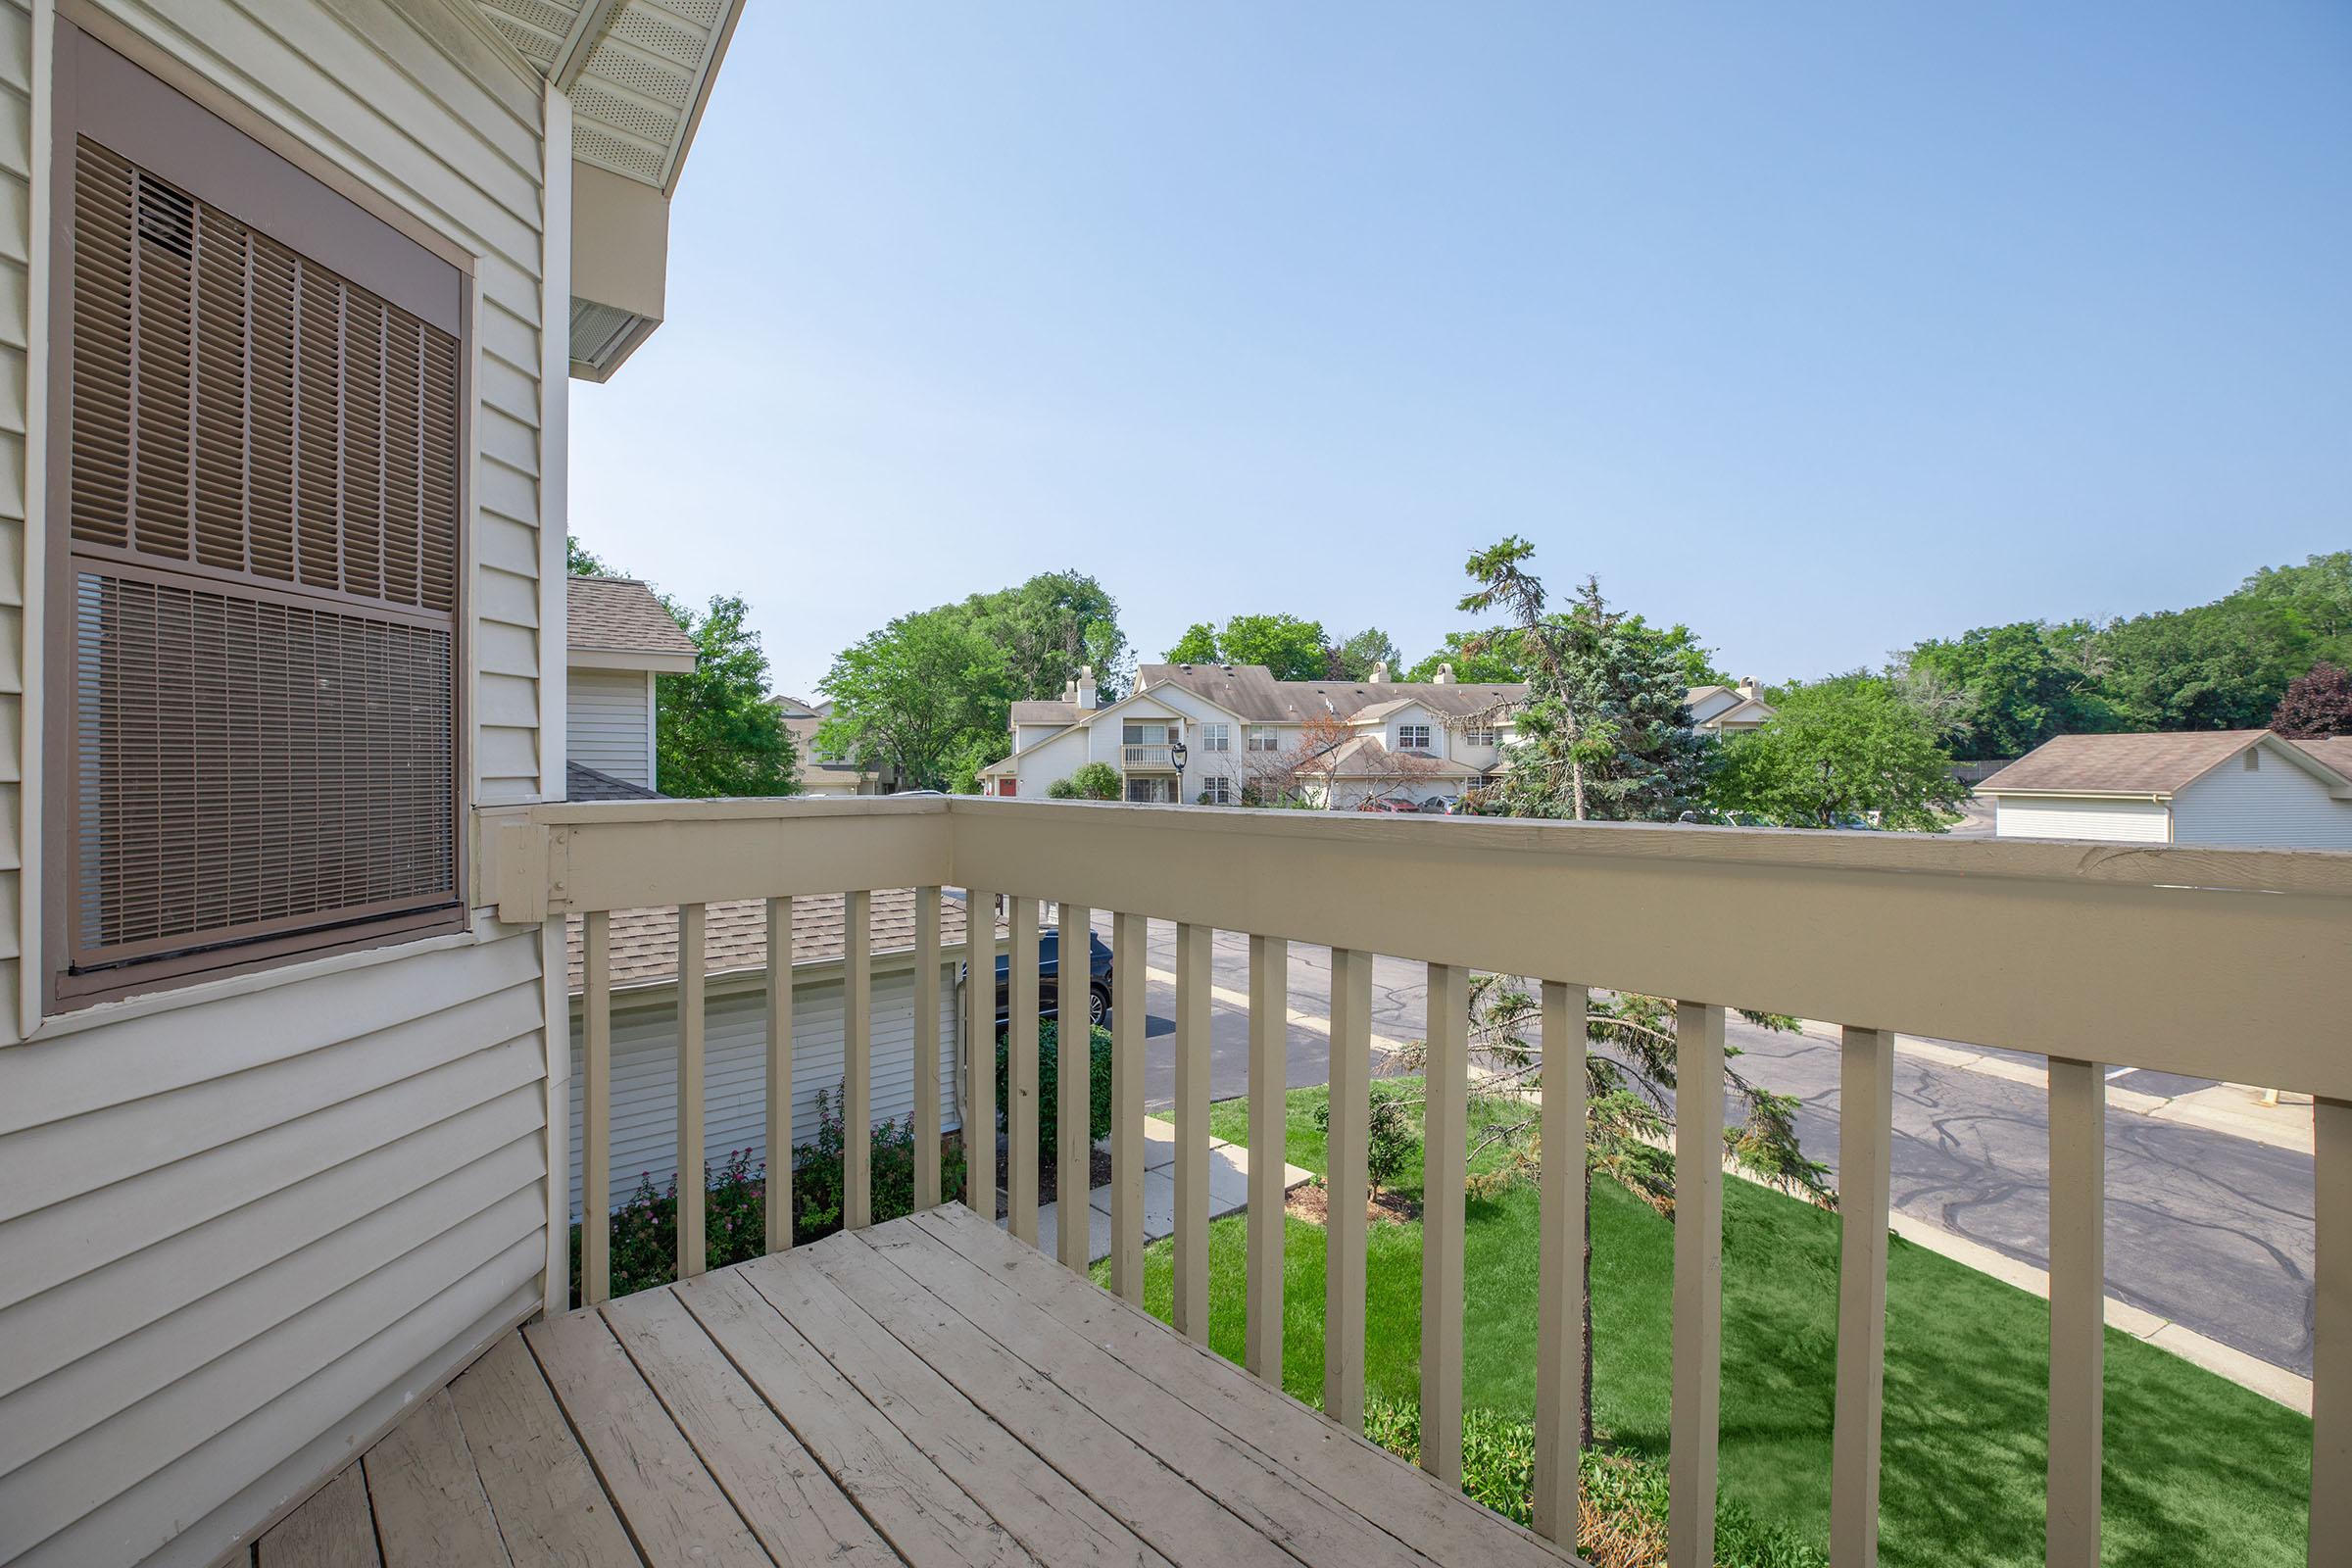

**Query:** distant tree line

left=1897, top=552, right=2352, bottom=759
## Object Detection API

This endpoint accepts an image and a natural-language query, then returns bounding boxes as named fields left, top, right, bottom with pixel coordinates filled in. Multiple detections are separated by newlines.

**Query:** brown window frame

left=42, top=25, right=471, bottom=1011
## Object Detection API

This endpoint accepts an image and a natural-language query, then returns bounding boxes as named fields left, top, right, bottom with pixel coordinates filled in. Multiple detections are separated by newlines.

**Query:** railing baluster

left=1246, top=933, right=1289, bottom=1382
left=1533, top=979, right=1589, bottom=1544
left=1058, top=902, right=1096, bottom=1270
left=2046, top=1056, right=2105, bottom=1568
left=764, top=896, right=794, bottom=1253
left=964, top=888, right=998, bottom=1216
left=1422, top=961, right=1469, bottom=1484
left=1324, top=947, right=1372, bottom=1431
left=1110, top=910, right=1147, bottom=1302
left=913, top=886, right=943, bottom=1211
left=582, top=909, right=612, bottom=1307
left=677, top=903, right=708, bottom=1280
left=843, top=891, right=873, bottom=1231
left=1669, top=1001, right=1726, bottom=1568
left=1174, top=921, right=1212, bottom=1343
left=1008, top=897, right=1042, bottom=1246
left=1832, top=1026, right=1893, bottom=1568
left=2317, top=1097, right=2352, bottom=1565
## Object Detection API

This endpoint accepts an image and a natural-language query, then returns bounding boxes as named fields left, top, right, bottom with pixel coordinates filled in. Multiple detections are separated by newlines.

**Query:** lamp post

left=1170, top=740, right=1190, bottom=806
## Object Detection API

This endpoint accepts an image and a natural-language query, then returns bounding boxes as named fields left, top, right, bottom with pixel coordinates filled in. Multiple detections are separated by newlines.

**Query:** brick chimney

left=1076, top=664, right=1098, bottom=709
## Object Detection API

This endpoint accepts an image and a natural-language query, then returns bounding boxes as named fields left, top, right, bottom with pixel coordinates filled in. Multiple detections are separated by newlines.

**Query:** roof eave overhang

left=568, top=646, right=698, bottom=673
left=1980, top=788, right=2174, bottom=804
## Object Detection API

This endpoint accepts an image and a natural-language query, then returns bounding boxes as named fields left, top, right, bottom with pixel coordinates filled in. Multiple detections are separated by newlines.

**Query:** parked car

left=963, top=924, right=1114, bottom=1029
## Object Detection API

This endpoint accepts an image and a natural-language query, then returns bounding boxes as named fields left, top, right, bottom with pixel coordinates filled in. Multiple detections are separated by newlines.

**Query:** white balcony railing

left=1121, top=743, right=1176, bottom=768
left=481, top=795, right=2352, bottom=1567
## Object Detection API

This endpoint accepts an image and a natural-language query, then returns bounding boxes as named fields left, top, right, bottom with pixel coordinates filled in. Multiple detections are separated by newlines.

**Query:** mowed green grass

left=1110, top=1083, right=2310, bottom=1567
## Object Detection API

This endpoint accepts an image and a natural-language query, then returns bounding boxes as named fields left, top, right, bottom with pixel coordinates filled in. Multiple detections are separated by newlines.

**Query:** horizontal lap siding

left=0, top=3, right=555, bottom=1566
left=567, top=668, right=652, bottom=785
left=2173, top=755, right=2352, bottom=850
left=1993, top=796, right=2170, bottom=843
left=568, top=964, right=965, bottom=1217
left=0, top=0, right=29, bottom=1030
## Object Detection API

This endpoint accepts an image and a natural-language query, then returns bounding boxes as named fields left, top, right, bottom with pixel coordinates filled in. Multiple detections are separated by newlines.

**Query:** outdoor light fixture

left=1171, top=740, right=1189, bottom=805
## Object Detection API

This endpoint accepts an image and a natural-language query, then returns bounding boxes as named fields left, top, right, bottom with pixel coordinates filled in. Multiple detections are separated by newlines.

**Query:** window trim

left=1200, top=722, right=1230, bottom=753
left=1397, top=723, right=1434, bottom=752
left=41, top=24, right=473, bottom=1012
left=1245, top=724, right=1281, bottom=753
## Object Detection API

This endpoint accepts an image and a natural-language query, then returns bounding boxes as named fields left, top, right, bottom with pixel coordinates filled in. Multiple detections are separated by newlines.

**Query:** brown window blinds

left=61, top=133, right=464, bottom=993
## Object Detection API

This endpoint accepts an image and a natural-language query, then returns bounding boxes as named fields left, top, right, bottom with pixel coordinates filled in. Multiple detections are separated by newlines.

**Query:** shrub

left=1047, top=776, right=1081, bottom=799
left=1070, top=761, right=1122, bottom=800
left=996, top=1018, right=1114, bottom=1165
left=1358, top=1397, right=1825, bottom=1568
left=1311, top=1079, right=1421, bottom=1198
left=566, top=1092, right=966, bottom=1306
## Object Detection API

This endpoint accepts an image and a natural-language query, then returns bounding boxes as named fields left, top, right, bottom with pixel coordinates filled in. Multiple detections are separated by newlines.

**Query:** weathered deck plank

left=362, top=1388, right=512, bottom=1567
left=864, top=1216, right=1446, bottom=1568
left=902, top=1205, right=1579, bottom=1568
left=525, top=1307, right=774, bottom=1568
left=807, top=1230, right=1304, bottom=1568
left=444, top=1334, right=642, bottom=1568
left=340, top=1207, right=1585, bottom=1568
left=672, top=1267, right=1036, bottom=1568
left=600, top=1286, right=902, bottom=1568
left=259, top=1464, right=379, bottom=1568
left=737, top=1242, right=1174, bottom=1568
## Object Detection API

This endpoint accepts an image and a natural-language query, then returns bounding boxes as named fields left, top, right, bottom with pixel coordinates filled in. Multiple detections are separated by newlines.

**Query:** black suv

left=966, top=926, right=1114, bottom=1031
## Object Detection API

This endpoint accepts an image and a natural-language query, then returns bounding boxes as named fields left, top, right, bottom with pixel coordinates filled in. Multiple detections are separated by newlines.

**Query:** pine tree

left=1458, top=539, right=1712, bottom=819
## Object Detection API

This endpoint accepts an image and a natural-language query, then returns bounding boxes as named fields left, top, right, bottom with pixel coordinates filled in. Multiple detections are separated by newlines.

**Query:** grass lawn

left=1112, top=1083, right=2311, bottom=1567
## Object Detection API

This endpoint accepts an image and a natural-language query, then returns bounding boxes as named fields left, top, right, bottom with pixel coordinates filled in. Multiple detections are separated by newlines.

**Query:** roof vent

left=1179, top=663, right=1192, bottom=673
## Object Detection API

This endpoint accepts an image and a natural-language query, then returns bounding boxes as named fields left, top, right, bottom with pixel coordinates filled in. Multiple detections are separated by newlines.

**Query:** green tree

left=655, top=595, right=800, bottom=798
left=1900, top=621, right=2113, bottom=760
left=2239, top=551, right=2352, bottom=643
left=817, top=608, right=1009, bottom=792
left=1458, top=539, right=1710, bottom=820
left=961, top=571, right=1131, bottom=705
left=1164, top=622, right=1220, bottom=663
left=1404, top=629, right=1529, bottom=684
left=1709, top=674, right=1963, bottom=830
left=566, top=536, right=612, bottom=577
left=2094, top=598, right=2314, bottom=732
left=1623, top=616, right=1729, bottom=690
left=1215, top=613, right=1331, bottom=679
left=1328, top=626, right=1402, bottom=682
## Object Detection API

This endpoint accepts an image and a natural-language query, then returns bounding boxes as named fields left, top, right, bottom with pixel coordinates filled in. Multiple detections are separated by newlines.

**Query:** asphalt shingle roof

left=566, top=887, right=1004, bottom=993
left=1976, top=730, right=2339, bottom=797
left=1137, top=663, right=1526, bottom=723
left=567, top=576, right=699, bottom=659
left=565, top=761, right=663, bottom=803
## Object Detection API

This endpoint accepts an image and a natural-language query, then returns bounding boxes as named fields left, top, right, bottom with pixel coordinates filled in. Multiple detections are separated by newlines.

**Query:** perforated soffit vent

left=473, top=0, right=738, bottom=193
left=569, top=298, right=650, bottom=379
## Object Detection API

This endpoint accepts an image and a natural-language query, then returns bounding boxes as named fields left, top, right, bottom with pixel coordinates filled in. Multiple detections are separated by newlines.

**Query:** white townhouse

left=564, top=574, right=698, bottom=799
left=981, top=661, right=1529, bottom=809
left=1686, top=677, right=1776, bottom=733
left=1979, top=729, right=2352, bottom=849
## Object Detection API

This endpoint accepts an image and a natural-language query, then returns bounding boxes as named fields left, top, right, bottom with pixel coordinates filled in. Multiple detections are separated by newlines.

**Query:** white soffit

left=473, top=0, right=742, bottom=195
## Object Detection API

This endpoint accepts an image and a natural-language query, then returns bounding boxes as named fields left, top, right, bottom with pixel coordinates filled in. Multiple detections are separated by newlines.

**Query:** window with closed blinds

left=56, top=108, right=466, bottom=999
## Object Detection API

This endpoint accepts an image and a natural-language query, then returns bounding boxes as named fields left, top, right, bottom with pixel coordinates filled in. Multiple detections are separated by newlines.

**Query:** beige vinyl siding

left=1993, top=796, right=2171, bottom=843
left=0, top=927, right=548, bottom=1567
left=0, top=3, right=558, bottom=1566
left=0, top=0, right=30, bottom=1037
left=568, top=667, right=654, bottom=785
left=568, top=961, right=966, bottom=1216
left=2172, top=750, right=2352, bottom=851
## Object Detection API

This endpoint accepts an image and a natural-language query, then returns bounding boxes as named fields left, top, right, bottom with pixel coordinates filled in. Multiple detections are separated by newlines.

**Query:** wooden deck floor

left=241, top=1203, right=1584, bottom=1568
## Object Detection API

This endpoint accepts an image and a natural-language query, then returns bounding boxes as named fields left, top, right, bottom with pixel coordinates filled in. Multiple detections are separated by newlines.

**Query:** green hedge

left=995, top=1018, right=1114, bottom=1164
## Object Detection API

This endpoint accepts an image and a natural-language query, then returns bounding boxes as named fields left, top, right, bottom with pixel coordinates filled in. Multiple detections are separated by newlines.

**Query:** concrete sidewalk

left=1000, top=1116, right=1318, bottom=1266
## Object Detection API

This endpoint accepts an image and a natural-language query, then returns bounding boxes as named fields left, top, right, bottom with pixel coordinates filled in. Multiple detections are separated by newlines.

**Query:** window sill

left=12, top=908, right=509, bottom=1048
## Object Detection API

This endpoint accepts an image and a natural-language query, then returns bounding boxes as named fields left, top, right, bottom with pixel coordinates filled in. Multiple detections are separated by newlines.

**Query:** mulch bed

left=1285, top=1181, right=1420, bottom=1226
left=993, top=1146, right=1115, bottom=1220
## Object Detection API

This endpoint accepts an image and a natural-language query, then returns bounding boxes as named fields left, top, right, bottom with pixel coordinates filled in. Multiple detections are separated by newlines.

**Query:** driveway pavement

left=1081, top=914, right=2317, bottom=1379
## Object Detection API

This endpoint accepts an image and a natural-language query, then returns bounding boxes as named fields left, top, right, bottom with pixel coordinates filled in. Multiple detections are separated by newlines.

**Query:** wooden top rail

left=481, top=795, right=2352, bottom=1099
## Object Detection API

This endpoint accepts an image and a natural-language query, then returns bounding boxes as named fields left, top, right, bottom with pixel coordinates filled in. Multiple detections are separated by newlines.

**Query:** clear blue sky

left=570, top=2, right=2352, bottom=701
